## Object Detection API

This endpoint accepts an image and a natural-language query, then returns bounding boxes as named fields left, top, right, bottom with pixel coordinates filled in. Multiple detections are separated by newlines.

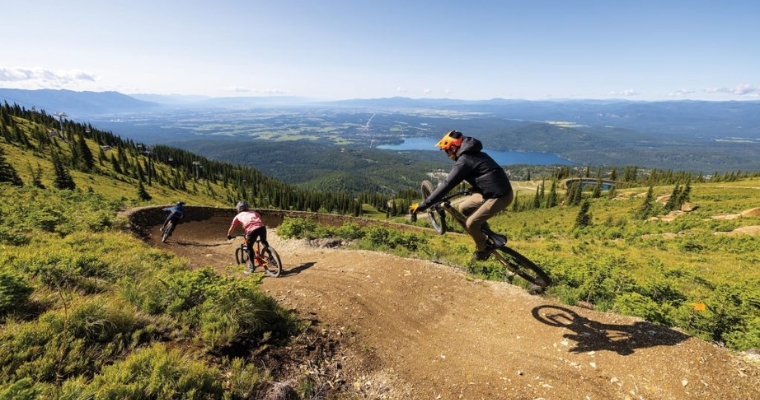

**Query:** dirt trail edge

left=129, top=207, right=760, bottom=400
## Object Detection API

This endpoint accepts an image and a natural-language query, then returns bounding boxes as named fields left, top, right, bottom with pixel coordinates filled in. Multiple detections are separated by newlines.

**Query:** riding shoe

left=472, top=250, right=491, bottom=261
left=244, top=261, right=254, bottom=275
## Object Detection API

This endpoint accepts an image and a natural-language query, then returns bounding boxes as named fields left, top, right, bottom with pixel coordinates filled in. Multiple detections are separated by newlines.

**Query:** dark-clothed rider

left=161, top=201, right=185, bottom=232
left=410, top=130, right=514, bottom=261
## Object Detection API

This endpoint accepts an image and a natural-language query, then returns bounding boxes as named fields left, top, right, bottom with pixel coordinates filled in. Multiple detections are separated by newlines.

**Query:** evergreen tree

left=51, top=152, right=76, bottom=190
left=663, top=183, right=681, bottom=212
left=545, top=180, right=558, bottom=208
left=574, top=199, right=592, bottom=228
left=635, top=185, right=655, bottom=220
left=677, top=178, right=692, bottom=207
left=76, top=133, right=95, bottom=171
left=532, top=186, right=541, bottom=209
left=592, top=174, right=603, bottom=198
left=137, top=181, right=152, bottom=201
left=0, top=147, right=23, bottom=186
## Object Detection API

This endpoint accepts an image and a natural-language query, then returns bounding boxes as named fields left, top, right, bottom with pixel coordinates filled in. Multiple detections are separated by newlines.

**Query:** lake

left=377, top=137, right=575, bottom=166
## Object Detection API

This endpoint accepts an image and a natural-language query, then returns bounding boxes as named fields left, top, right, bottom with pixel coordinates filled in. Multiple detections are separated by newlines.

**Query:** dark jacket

left=417, top=136, right=512, bottom=211
left=163, top=205, right=185, bottom=220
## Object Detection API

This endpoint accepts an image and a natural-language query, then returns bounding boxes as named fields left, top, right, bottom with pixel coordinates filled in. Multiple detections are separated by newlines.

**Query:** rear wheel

left=262, top=247, right=282, bottom=277
left=492, top=246, right=551, bottom=289
left=161, top=221, right=174, bottom=243
left=421, top=180, right=446, bottom=234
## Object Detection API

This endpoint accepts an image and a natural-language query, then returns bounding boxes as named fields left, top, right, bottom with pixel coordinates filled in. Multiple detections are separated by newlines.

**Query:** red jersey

left=230, top=211, right=265, bottom=234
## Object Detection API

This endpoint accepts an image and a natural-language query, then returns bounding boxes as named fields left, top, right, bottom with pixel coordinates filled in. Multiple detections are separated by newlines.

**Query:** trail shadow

left=531, top=305, right=690, bottom=355
left=280, top=262, right=316, bottom=277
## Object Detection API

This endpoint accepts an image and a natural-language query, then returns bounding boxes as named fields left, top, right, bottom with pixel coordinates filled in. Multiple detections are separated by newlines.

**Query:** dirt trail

left=146, top=215, right=760, bottom=400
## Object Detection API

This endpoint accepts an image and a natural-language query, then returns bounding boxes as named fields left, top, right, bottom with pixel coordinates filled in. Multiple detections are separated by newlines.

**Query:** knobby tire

left=263, top=247, right=283, bottom=277
left=492, top=246, right=552, bottom=288
left=420, top=180, right=447, bottom=234
left=235, top=245, right=249, bottom=264
left=161, top=221, right=173, bottom=243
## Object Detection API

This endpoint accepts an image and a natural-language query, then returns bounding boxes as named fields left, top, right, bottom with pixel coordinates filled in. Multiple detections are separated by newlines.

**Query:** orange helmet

left=435, top=130, right=464, bottom=150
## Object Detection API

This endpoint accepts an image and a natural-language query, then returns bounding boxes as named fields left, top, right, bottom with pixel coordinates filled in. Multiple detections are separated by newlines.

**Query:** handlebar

left=430, top=189, right=471, bottom=208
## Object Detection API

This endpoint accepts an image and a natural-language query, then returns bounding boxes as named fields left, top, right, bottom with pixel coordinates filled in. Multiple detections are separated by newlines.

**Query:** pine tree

left=137, top=181, right=152, bottom=201
left=574, top=199, right=592, bottom=228
left=76, top=133, right=95, bottom=171
left=635, top=185, right=655, bottom=220
left=0, top=147, right=23, bottom=186
left=663, top=183, right=681, bottom=212
left=51, top=152, right=76, bottom=190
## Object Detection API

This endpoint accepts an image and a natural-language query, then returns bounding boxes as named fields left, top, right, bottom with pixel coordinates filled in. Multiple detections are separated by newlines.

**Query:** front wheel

left=420, top=180, right=446, bottom=234
left=492, top=246, right=551, bottom=289
left=161, top=221, right=174, bottom=243
left=235, top=245, right=249, bottom=264
left=262, top=247, right=283, bottom=277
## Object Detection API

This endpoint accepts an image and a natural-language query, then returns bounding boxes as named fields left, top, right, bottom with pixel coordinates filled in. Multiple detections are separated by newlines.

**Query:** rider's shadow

left=531, top=305, right=690, bottom=356
left=279, top=262, right=316, bottom=277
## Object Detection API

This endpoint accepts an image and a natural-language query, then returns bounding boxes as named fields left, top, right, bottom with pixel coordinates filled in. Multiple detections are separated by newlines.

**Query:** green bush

left=0, top=270, right=33, bottom=316
left=67, top=343, right=224, bottom=399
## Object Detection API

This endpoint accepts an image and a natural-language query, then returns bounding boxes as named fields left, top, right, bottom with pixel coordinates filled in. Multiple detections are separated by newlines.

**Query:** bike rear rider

left=227, top=201, right=269, bottom=274
left=410, top=130, right=514, bottom=261
left=161, top=201, right=186, bottom=232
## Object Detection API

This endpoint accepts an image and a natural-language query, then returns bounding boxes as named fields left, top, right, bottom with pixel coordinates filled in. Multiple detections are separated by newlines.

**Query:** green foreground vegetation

left=2, top=102, right=760, bottom=397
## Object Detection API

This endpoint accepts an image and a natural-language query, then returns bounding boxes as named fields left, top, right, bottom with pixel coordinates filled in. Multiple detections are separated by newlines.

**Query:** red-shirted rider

left=227, top=201, right=268, bottom=274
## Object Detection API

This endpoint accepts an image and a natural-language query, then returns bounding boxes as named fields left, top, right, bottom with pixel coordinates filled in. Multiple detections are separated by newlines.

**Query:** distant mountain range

left=2, top=88, right=760, bottom=139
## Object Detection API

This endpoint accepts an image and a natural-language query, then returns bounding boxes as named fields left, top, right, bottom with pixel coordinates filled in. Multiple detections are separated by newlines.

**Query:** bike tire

left=235, top=245, right=249, bottom=264
left=161, top=221, right=173, bottom=243
left=262, top=247, right=282, bottom=277
left=420, top=180, right=447, bottom=234
left=492, top=246, right=551, bottom=289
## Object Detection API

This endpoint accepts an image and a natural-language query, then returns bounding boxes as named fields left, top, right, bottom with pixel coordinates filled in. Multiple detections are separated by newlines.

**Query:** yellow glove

left=409, top=203, right=420, bottom=213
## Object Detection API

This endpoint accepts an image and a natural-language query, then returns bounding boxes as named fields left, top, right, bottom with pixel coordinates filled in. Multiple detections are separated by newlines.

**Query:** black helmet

left=176, top=201, right=185, bottom=207
left=236, top=201, right=249, bottom=213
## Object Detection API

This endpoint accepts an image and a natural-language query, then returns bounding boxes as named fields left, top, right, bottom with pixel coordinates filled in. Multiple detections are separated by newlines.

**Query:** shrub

left=0, top=270, right=33, bottom=317
left=69, top=343, right=224, bottom=399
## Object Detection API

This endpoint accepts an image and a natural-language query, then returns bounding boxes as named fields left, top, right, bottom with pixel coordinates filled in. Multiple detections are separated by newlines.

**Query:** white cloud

left=705, top=83, right=758, bottom=96
left=423, top=88, right=432, bottom=95
left=0, top=67, right=96, bottom=86
left=395, top=86, right=407, bottom=93
left=608, top=89, right=638, bottom=97
left=221, top=86, right=287, bottom=95
left=668, top=89, right=694, bottom=97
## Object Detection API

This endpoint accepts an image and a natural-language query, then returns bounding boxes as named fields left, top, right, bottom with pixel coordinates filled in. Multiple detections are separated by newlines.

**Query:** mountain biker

left=227, top=201, right=268, bottom=274
left=161, top=201, right=186, bottom=233
left=410, top=130, right=514, bottom=261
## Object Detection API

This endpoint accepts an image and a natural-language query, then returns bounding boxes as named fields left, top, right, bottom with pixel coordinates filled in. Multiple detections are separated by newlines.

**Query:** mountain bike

left=418, top=180, right=551, bottom=289
left=161, top=220, right=175, bottom=243
left=233, top=235, right=282, bottom=277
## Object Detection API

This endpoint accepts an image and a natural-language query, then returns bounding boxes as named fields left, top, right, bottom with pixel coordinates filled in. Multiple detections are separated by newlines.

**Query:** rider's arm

left=418, top=159, right=473, bottom=211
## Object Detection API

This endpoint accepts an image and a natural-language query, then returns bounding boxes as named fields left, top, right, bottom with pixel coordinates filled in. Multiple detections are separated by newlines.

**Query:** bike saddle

left=481, top=226, right=507, bottom=248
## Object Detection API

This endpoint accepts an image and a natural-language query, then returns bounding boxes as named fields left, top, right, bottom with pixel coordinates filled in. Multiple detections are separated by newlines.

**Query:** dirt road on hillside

left=144, top=215, right=760, bottom=400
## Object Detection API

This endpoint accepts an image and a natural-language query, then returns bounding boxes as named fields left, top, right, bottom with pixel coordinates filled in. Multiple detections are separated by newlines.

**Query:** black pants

left=246, top=226, right=269, bottom=260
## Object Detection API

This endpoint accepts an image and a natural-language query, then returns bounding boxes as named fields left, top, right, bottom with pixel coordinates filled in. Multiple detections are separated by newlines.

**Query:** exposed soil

left=131, top=208, right=760, bottom=400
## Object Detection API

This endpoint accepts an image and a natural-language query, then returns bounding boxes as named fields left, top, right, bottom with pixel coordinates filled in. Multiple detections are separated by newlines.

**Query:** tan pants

left=457, top=192, right=513, bottom=251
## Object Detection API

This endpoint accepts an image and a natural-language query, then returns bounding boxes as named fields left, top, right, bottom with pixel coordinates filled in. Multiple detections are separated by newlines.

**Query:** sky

left=1, top=0, right=758, bottom=101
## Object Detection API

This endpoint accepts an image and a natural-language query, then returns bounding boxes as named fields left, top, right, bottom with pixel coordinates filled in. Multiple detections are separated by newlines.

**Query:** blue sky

left=1, top=0, right=758, bottom=101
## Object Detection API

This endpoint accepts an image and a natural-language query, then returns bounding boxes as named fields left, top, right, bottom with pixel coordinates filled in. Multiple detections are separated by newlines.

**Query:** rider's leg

left=464, top=193, right=513, bottom=252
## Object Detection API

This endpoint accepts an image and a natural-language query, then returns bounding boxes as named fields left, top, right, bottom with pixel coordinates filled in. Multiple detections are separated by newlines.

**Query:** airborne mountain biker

left=227, top=201, right=269, bottom=274
left=161, top=201, right=185, bottom=233
left=410, top=130, right=514, bottom=261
